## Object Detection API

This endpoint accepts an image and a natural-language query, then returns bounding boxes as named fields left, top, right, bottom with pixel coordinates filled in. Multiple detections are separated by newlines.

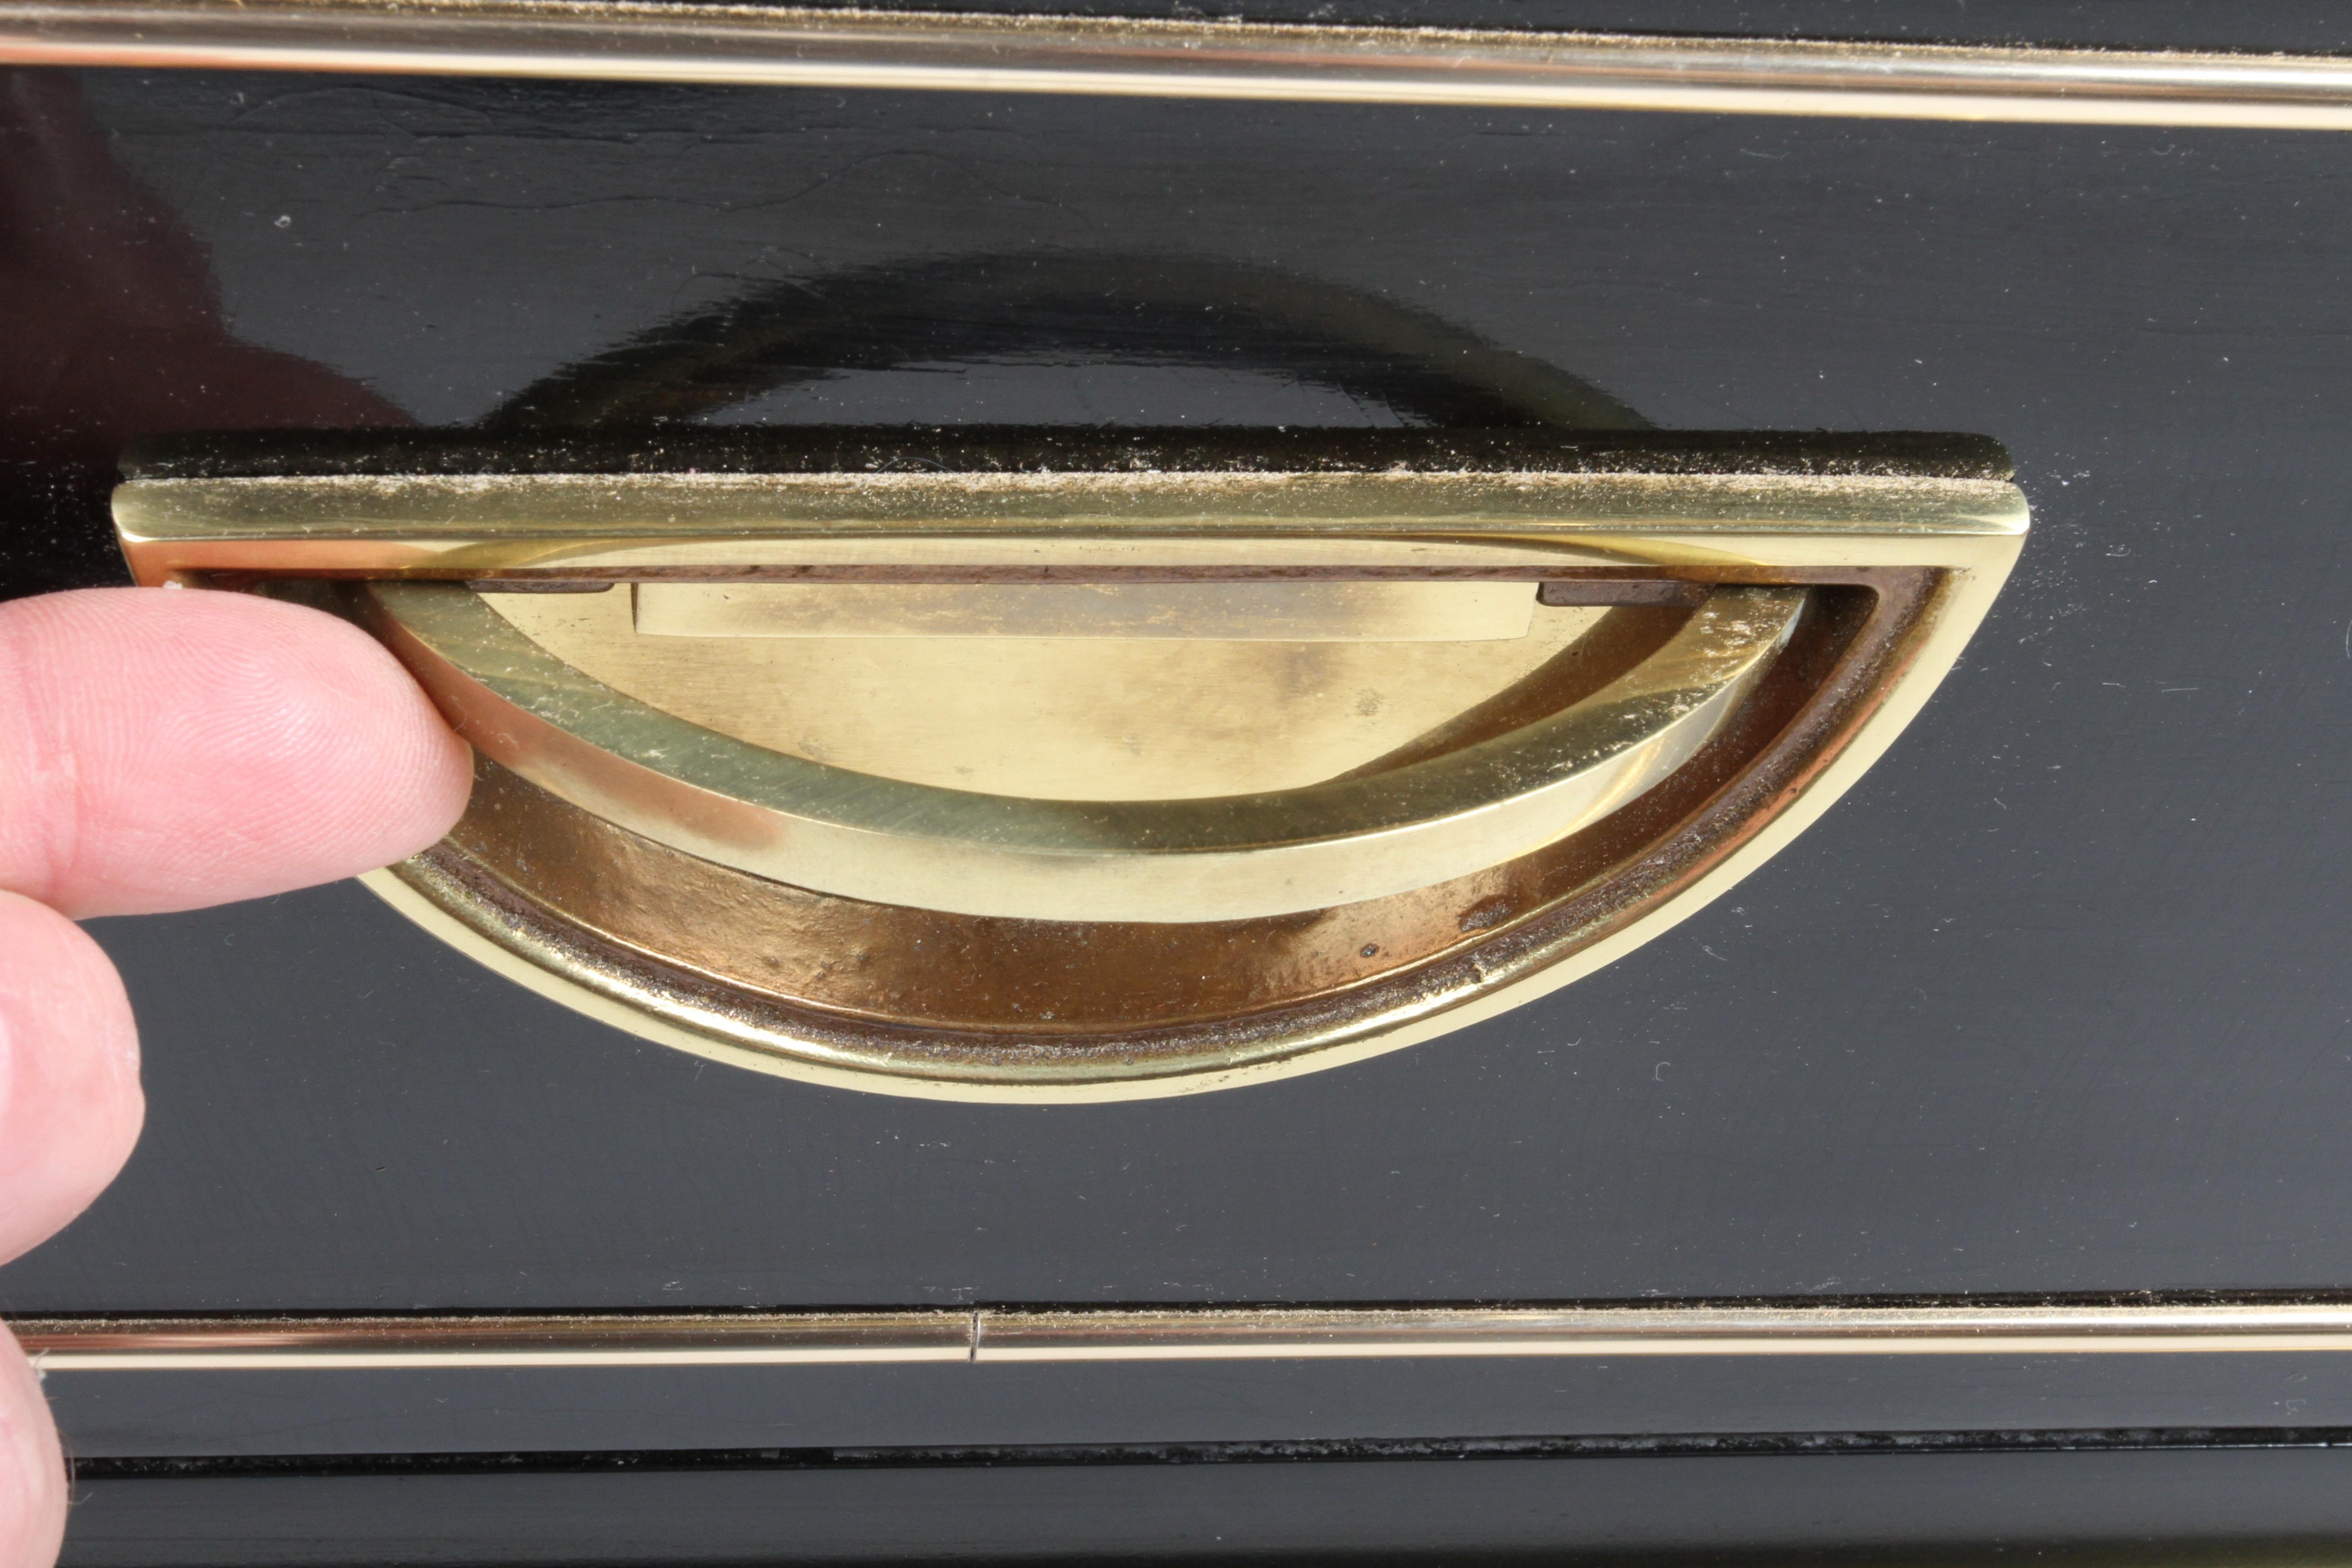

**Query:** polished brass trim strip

left=18, top=1304, right=2352, bottom=1370
left=973, top=1305, right=2352, bottom=1360
left=7, top=1, right=2352, bottom=129
left=9, top=1313, right=972, bottom=1370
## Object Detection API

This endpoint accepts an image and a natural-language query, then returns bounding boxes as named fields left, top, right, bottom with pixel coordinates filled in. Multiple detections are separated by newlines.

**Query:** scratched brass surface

left=113, top=469, right=2025, bottom=582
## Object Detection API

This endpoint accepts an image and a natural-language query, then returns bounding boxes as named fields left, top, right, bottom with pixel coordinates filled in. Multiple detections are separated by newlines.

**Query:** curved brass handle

left=362, top=581, right=1803, bottom=924
left=113, top=439, right=2024, bottom=1099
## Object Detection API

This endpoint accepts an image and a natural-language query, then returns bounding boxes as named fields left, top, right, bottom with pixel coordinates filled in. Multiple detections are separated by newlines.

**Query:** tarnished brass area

left=115, top=436, right=2025, bottom=1100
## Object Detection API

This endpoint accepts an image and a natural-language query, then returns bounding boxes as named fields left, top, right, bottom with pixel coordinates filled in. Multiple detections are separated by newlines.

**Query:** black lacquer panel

left=54, top=1447, right=2352, bottom=1567
left=1, top=68, right=2347, bottom=1314
left=4, top=0, right=2352, bottom=1546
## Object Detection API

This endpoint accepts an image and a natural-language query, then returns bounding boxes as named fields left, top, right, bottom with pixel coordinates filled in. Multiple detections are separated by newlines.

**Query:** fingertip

left=0, top=892, right=142, bottom=1266
left=0, top=897, right=135, bottom=1562
left=0, top=588, right=471, bottom=917
left=0, top=1333, right=65, bottom=1568
left=200, top=588, right=477, bottom=877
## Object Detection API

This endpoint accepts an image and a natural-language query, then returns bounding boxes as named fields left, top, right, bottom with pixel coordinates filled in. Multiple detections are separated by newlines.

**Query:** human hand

left=0, top=587, right=469, bottom=1565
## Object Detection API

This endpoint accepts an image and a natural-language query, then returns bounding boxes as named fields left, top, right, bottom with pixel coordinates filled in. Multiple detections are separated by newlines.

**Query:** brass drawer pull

left=114, top=433, right=2024, bottom=1099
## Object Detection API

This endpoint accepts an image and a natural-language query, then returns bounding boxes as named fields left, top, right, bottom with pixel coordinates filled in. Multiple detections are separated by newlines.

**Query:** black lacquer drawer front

left=9, top=66, right=2349, bottom=1308
left=6, top=6, right=2352, bottom=1557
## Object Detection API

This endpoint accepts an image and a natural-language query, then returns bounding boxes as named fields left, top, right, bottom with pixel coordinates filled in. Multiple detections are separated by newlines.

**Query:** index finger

left=0, top=587, right=472, bottom=919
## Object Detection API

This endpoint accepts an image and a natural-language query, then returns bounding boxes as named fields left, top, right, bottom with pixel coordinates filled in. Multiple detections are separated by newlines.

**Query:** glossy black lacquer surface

left=50, top=1446, right=2352, bottom=1568
left=7, top=0, right=2352, bottom=1549
left=6, top=64, right=2351, bottom=1314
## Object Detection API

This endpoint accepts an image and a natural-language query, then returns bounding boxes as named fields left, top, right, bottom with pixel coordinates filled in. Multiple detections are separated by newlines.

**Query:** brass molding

left=15, top=1313, right=970, bottom=1370
left=8, top=2, right=2352, bottom=129
left=20, top=1303, right=2352, bottom=1371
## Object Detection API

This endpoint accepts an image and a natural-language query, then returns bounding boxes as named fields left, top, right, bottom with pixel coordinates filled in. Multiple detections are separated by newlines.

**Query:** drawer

left=5, top=2, right=2352, bottom=1559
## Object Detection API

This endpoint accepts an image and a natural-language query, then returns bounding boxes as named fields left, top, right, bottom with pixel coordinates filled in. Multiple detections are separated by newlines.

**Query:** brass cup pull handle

left=113, top=439, right=2024, bottom=1098
left=360, top=580, right=1804, bottom=924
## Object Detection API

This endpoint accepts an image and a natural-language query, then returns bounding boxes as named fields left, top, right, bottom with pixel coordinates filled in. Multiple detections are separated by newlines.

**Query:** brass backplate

left=114, top=430, right=2026, bottom=1101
